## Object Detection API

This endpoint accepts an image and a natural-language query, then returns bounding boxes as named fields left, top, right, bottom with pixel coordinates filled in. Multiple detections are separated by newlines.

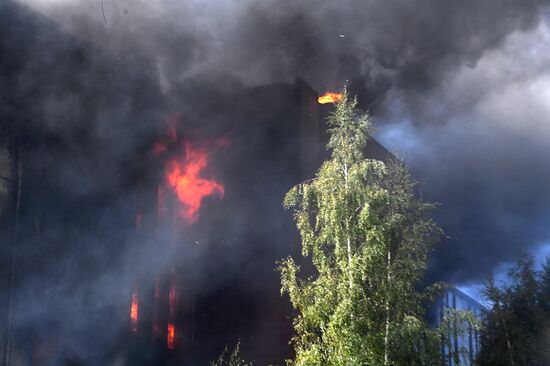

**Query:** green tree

left=478, top=275, right=515, bottom=366
left=211, top=342, right=253, bottom=366
left=538, top=257, right=550, bottom=364
left=478, top=253, right=550, bottom=366
left=279, top=89, right=442, bottom=366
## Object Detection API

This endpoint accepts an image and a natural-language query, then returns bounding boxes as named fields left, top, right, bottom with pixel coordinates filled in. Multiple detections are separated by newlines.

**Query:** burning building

left=0, top=2, right=391, bottom=365
left=121, top=80, right=391, bottom=365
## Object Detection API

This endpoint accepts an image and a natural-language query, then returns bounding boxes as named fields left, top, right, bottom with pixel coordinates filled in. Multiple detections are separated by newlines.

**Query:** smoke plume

left=1, top=0, right=550, bottom=362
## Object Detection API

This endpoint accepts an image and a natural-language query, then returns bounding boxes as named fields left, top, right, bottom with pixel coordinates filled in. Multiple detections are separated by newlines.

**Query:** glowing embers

left=165, top=141, right=225, bottom=225
left=318, top=91, right=343, bottom=104
left=130, top=287, right=139, bottom=332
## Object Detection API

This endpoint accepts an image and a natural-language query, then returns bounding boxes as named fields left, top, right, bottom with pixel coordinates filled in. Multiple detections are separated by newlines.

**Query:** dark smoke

left=376, top=18, right=550, bottom=284
left=1, top=0, right=550, bottom=363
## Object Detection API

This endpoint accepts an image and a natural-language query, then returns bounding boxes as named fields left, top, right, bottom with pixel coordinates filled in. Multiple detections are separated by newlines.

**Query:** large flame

left=318, top=91, right=343, bottom=104
left=165, top=142, right=224, bottom=225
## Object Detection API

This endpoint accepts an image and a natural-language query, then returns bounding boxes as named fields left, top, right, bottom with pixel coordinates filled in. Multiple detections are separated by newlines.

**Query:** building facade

left=430, top=287, right=484, bottom=366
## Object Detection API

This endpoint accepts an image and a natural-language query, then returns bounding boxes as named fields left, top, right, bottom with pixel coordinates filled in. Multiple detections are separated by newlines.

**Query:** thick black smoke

left=2, top=0, right=550, bottom=362
left=13, top=0, right=549, bottom=102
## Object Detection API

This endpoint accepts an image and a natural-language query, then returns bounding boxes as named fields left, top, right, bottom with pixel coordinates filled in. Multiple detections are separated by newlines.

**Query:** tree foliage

left=279, top=89, right=442, bottom=366
left=478, top=254, right=550, bottom=366
left=211, top=342, right=253, bottom=366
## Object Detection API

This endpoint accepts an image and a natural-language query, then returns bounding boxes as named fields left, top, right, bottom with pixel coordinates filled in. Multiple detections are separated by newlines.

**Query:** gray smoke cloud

left=377, top=18, right=550, bottom=284
left=17, top=0, right=550, bottom=100
left=2, top=0, right=550, bottom=362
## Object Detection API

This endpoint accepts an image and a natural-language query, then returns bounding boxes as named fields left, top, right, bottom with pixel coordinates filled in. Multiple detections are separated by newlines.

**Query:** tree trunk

left=346, top=236, right=353, bottom=289
left=501, top=317, right=515, bottom=366
left=493, top=297, right=515, bottom=366
left=343, top=162, right=353, bottom=289
left=384, top=248, right=391, bottom=366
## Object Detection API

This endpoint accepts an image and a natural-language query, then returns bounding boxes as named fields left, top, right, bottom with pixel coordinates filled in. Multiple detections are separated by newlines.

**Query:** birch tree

left=280, top=89, right=441, bottom=366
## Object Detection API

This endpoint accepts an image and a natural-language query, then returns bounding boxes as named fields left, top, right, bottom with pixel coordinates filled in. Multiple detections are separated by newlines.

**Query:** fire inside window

left=130, top=289, right=139, bottom=333
left=167, top=278, right=177, bottom=349
left=128, top=117, right=227, bottom=350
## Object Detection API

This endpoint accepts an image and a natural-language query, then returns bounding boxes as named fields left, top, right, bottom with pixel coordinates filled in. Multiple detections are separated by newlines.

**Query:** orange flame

left=165, top=142, right=224, bottom=225
left=167, top=278, right=177, bottom=349
left=130, top=291, right=139, bottom=332
left=318, top=92, right=343, bottom=104
left=130, top=213, right=141, bottom=333
left=167, top=323, right=176, bottom=350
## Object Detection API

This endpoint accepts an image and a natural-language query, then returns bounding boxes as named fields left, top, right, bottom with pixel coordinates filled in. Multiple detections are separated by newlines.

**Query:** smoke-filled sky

left=10, top=0, right=550, bottom=287
left=377, top=18, right=550, bottom=287
left=7, top=0, right=550, bottom=311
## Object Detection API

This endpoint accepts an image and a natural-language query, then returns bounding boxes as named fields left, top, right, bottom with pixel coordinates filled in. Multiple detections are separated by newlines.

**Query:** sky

left=6, top=0, right=550, bottom=315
